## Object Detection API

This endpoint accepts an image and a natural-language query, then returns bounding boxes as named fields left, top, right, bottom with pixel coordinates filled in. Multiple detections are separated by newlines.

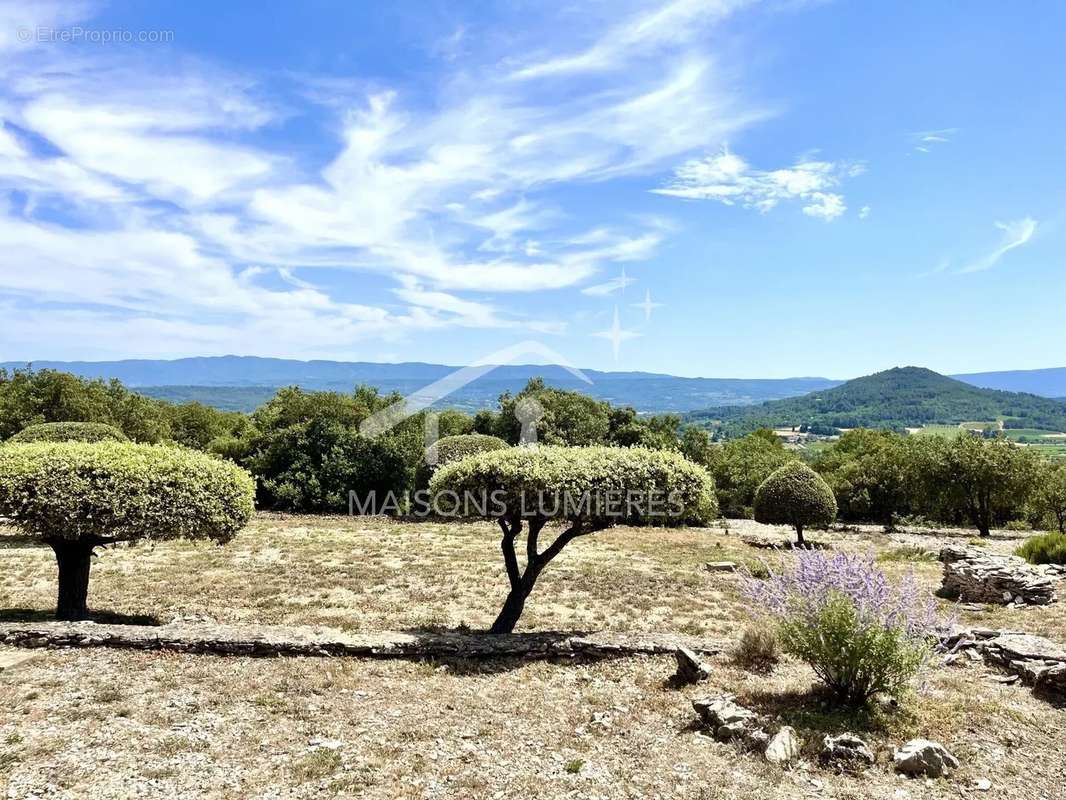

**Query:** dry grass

left=2, top=515, right=1066, bottom=798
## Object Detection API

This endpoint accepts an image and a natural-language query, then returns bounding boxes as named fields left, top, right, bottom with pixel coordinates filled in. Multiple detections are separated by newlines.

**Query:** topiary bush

left=0, top=442, right=255, bottom=620
left=754, top=461, right=837, bottom=545
left=430, top=445, right=717, bottom=633
left=429, top=434, right=509, bottom=467
left=745, top=551, right=940, bottom=706
left=7, top=421, right=129, bottom=444
left=1016, top=532, right=1066, bottom=565
left=416, top=434, right=510, bottom=490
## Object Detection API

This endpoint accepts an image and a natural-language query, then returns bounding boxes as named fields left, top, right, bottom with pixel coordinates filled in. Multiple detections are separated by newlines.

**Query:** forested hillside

left=690, top=367, right=1066, bottom=435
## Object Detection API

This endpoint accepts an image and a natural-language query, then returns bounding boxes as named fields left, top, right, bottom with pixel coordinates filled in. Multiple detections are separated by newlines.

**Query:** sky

left=0, top=0, right=1062, bottom=379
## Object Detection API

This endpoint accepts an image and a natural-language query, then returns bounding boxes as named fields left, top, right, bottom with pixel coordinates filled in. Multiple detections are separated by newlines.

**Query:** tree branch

left=538, top=520, right=608, bottom=566
left=498, top=518, right=521, bottom=590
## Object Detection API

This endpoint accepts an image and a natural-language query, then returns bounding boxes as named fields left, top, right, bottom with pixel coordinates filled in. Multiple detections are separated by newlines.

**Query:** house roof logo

left=359, top=340, right=592, bottom=462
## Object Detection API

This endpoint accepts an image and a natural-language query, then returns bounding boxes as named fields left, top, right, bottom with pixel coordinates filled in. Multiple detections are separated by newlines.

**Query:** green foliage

left=710, top=430, right=797, bottom=518
left=496, top=379, right=611, bottom=446
left=0, top=367, right=246, bottom=447
left=429, top=434, right=509, bottom=467
left=0, top=442, right=255, bottom=543
left=778, top=593, right=930, bottom=705
left=489, top=378, right=683, bottom=450
left=815, top=429, right=912, bottom=523
left=243, top=386, right=410, bottom=512
left=935, top=435, right=1041, bottom=537
left=430, top=445, right=718, bottom=526
left=7, top=421, right=128, bottom=444
left=1015, top=532, right=1066, bottom=565
left=753, top=461, right=837, bottom=541
left=1035, top=462, right=1066, bottom=533
left=166, top=402, right=249, bottom=450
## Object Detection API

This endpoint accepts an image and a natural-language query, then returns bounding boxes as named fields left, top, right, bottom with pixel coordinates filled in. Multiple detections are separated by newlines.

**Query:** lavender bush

left=745, top=550, right=940, bottom=706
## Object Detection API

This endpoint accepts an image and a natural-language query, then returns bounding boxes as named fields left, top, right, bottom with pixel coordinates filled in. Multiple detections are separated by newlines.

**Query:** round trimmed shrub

left=754, top=461, right=837, bottom=545
left=0, top=442, right=256, bottom=620
left=430, top=446, right=717, bottom=632
left=7, top=421, right=128, bottom=444
left=429, top=434, right=509, bottom=468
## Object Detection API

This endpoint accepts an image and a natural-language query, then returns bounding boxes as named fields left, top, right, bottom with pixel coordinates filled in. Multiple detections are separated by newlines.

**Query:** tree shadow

left=0, top=608, right=160, bottom=625
left=740, top=685, right=913, bottom=737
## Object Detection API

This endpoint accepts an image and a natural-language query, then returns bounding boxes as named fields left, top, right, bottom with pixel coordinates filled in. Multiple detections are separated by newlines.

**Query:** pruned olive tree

left=430, top=446, right=717, bottom=634
left=429, top=434, right=509, bottom=467
left=754, top=461, right=837, bottom=545
left=0, top=442, right=256, bottom=620
left=7, top=421, right=128, bottom=444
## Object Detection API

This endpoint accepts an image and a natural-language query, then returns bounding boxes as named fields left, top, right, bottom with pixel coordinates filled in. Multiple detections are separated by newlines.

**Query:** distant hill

left=690, top=367, right=1066, bottom=434
left=952, top=366, right=1066, bottom=397
left=0, top=356, right=839, bottom=414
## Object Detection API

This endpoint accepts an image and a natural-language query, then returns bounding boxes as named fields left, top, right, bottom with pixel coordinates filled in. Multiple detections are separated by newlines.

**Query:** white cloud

left=511, top=0, right=751, bottom=79
left=654, top=147, right=860, bottom=220
left=957, top=218, right=1038, bottom=274
left=0, top=0, right=773, bottom=357
left=858, top=205, right=870, bottom=219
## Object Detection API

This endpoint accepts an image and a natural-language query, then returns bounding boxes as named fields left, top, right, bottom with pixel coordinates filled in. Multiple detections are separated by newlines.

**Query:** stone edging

left=0, top=621, right=726, bottom=661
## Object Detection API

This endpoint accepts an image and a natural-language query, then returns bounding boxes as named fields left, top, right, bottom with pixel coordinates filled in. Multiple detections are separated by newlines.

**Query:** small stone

left=307, top=737, right=344, bottom=751
left=764, top=726, right=800, bottom=764
left=704, top=561, right=737, bottom=573
left=674, top=646, right=711, bottom=684
left=975, top=778, right=992, bottom=791
left=893, top=739, right=959, bottom=778
left=820, top=733, right=875, bottom=768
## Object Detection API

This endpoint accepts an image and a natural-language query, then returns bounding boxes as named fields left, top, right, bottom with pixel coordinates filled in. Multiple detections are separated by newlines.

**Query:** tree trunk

left=47, top=539, right=96, bottom=621
left=795, top=523, right=805, bottom=546
left=489, top=585, right=530, bottom=634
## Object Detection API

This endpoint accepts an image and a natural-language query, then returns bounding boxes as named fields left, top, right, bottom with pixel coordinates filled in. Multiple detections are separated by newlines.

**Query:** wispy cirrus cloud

left=909, top=127, right=957, bottom=153
left=957, top=218, right=1038, bottom=274
left=0, top=0, right=775, bottom=358
left=653, top=147, right=863, bottom=221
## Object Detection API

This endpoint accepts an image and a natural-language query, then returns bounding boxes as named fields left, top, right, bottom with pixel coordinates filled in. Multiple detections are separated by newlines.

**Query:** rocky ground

left=2, top=515, right=1065, bottom=798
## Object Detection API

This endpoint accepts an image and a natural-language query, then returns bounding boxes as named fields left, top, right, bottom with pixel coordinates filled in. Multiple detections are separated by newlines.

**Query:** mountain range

left=0, top=356, right=838, bottom=413
left=3, top=356, right=1066, bottom=416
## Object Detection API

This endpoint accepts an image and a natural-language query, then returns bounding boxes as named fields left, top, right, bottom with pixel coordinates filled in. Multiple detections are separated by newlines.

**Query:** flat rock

left=893, top=739, right=959, bottom=777
left=674, top=645, right=712, bottom=684
left=981, top=632, right=1066, bottom=694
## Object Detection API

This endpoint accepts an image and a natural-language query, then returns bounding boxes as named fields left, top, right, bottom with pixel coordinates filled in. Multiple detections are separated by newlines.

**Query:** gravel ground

left=2, top=515, right=1064, bottom=799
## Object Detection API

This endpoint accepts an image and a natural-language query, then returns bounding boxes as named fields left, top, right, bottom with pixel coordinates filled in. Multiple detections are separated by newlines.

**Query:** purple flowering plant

left=744, top=550, right=943, bottom=705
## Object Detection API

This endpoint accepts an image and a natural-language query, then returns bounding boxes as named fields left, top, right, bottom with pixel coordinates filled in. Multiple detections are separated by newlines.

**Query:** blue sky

left=0, top=1, right=1062, bottom=379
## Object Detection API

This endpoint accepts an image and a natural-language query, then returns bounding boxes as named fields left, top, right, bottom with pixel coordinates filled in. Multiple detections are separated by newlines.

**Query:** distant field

left=907, top=422, right=1066, bottom=460
left=908, top=424, right=965, bottom=437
